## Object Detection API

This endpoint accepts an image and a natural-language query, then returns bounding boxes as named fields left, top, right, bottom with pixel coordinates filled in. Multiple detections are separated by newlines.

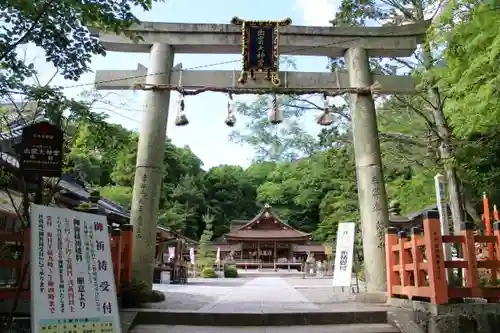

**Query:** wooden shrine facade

left=213, top=204, right=326, bottom=270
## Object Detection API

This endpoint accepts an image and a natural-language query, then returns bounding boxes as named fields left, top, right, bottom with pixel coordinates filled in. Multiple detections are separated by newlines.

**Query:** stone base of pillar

left=354, top=292, right=388, bottom=304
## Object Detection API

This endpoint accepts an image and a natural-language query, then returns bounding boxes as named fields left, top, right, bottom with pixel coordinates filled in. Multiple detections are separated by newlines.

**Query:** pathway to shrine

left=143, top=276, right=371, bottom=312
left=126, top=276, right=394, bottom=332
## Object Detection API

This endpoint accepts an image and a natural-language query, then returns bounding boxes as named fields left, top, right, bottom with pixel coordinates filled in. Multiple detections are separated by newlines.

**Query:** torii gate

left=94, top=19, right=428, bottom=293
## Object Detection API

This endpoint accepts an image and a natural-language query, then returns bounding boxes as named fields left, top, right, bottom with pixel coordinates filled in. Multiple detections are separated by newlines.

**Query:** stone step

left=127, top=309, right=390, bottom=326
left=129, top=323, right=399, bottom=333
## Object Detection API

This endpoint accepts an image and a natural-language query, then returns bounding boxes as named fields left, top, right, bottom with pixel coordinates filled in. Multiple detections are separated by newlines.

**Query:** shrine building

left=212, top=204, right=326, bottom=270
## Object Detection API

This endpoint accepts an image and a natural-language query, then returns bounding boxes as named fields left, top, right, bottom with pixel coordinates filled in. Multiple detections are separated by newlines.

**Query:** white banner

left=30, top=204, right=121, bottom=333
left=189, top=247, right=195, bottom=265
left=332, top=222, right=356, bottom=287
left=168, top=247, right=176, bottom=260
left=215, top=247, right=220, bottom=263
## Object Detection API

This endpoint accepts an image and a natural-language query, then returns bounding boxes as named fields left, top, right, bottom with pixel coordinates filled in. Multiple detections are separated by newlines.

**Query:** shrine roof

left=156, top=225, right=198, bottom=244
left=225, top=204, right=310, bottom=240
left=226, top=229, right=310, bottom=239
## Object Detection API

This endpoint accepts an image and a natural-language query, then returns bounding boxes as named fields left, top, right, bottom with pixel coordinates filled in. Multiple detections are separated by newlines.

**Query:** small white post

left=434, top=174, right=454, bottom=281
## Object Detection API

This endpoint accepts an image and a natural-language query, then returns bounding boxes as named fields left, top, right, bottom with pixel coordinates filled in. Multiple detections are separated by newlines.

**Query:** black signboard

left=244, top=23, right=278, bottom=73
left=232, top=17, right=291, bottom=86
left=20, top=121, right=63, bottom=177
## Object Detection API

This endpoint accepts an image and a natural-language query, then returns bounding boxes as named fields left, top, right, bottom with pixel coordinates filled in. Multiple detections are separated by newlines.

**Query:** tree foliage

left=436, top=2, right=500, bottom=136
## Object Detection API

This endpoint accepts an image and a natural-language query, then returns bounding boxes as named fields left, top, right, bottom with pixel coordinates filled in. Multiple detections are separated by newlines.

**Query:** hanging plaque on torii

left=231, top=17, right=292, bottom=87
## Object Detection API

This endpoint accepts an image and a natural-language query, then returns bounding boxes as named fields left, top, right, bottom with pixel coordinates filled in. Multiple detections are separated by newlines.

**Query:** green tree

left=1, top=0, right=162, bottom=90
left=110, top=134, right=140, bottom=187
left=436, top=2, right=500, bottom=136
left=99, top=185, right=133, bottom=209
left=197, top=212, right=215, bottom=268
left=203, top=165, right=260, bottom=238
left=68, top=122, right=132, bottom=185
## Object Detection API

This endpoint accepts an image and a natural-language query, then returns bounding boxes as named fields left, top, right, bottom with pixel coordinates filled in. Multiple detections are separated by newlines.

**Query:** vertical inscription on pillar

left=371, top=174, right=386, bottom=249
left=136, top=172, right=148, bottom=242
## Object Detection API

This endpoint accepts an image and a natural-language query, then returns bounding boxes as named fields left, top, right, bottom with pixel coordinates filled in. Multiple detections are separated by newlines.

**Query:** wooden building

left=213, top=204, right=326, bottom=270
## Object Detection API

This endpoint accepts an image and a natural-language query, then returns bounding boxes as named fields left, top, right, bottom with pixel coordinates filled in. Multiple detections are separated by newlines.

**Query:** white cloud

left=295, top=0, right=340, bottom=26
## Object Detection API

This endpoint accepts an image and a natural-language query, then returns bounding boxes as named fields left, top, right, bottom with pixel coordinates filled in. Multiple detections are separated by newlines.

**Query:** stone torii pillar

left=345, top=48, right=388, bottom=293
left=129, top=43, right=174, bottom=286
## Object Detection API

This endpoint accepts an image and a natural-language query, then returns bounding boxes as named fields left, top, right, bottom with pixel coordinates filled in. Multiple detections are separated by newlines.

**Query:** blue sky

left=27, top=0, right=340, bottom=169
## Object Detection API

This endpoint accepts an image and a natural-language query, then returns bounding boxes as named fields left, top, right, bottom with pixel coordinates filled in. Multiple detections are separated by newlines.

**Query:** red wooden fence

left=386, top=210, right=500, bottom=304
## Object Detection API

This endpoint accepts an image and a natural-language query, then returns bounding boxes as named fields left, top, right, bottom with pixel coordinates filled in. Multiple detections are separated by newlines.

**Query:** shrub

left=223, top=265, right=238, bottom=278
left=120, top=279, right=166, bottom=308
left=200, top=267, right=218, bottom=278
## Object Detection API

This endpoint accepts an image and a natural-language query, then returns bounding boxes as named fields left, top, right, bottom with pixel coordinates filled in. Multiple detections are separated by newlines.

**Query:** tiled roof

left=226, top=204, right=310, bottom=239
left=226, top=229, right=309, bottom=239
left=406, top=204, right=450, bottom=220
left=156, top=225, right=198, bottom=244
left=0, top=126, right=24, bottom=141
left=57, top=175, right=129, bottom=220
left=0, top=152, right=19, bottom=168
left=0, top=114, right=46, bottom=141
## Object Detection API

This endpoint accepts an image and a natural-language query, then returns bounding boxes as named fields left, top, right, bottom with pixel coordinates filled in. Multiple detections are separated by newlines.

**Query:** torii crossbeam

left=95, top=64, right=417, bottom=94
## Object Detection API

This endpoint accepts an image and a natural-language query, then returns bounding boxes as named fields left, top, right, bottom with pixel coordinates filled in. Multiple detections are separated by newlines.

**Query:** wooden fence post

left=21, top=228, right=30, bottom=298
left=111, top=227, right=122, bottom=294
left=461, top=221, right=479, bottom=289
left=121, top=224, right=133, bottom=285
left=398, top=230, right=411, bottom=291
left=385, top=227, right=398, bottom=297
left=411, top=227, right=425, bottom=288
left=423, top=210, right=448, bottom=304
left=494, top=222, right=500, bottom=263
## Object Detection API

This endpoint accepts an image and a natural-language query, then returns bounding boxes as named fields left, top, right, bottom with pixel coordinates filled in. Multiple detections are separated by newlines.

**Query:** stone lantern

left=388, top=200, right=419, bottom=232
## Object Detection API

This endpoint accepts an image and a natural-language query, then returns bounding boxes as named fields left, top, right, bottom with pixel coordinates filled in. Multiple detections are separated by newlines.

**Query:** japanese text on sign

left=20, top=121, right=63, bottom=177
left=256, top=29, right=266, bottom=68
left=245, top=24, right=277, bottom=72
left=332, top=222, right=356, bottom=287
left=339, top=251, right=349, bottom=272
left=30, top=204, right=121, bottom=333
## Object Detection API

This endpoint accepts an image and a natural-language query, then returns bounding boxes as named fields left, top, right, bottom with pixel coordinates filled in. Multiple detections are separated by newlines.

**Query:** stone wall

left=388, top=298, right=500, bottom=333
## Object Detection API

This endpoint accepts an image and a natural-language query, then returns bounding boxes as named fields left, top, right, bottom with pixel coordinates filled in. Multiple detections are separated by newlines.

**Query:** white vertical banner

left=215, top=247, right=221, bottom=263
left=434, top=174, right=454, bottom=281
left=168, top=247, right=176, bottom=261
left=189, top=247, right=195, bottom=265
left=332, top=222, right=356, bottom=287
left=30, top=204, right=121, bottom=333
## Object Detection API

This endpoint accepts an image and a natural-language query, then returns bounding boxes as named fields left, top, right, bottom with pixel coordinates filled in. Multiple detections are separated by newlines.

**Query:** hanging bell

left=317, top=113, right=335, bottom=126
left=225, top=113, right=236, bottom=127
left=268, top=94, right=283, bottom=125
left=175, top=96, right=189, bottom=126
left=225, top=93, right=236, bottom=127
left=317, top=93, right=334, bottom=126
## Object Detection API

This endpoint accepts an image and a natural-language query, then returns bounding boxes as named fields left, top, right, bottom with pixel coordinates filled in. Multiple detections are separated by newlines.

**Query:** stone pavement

left=126, top=277, right=391, bottom=332
left=130, top=324, right=398, bottom=333
left=198, top=277, right=318, bottom=313
left=144, top=276, right=368, bottom=312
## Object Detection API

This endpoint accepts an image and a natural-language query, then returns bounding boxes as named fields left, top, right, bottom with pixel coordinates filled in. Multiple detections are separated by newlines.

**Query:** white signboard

left=332, top=222, right=356, bottom=287
left=30, top=204, right=121, bottom=333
